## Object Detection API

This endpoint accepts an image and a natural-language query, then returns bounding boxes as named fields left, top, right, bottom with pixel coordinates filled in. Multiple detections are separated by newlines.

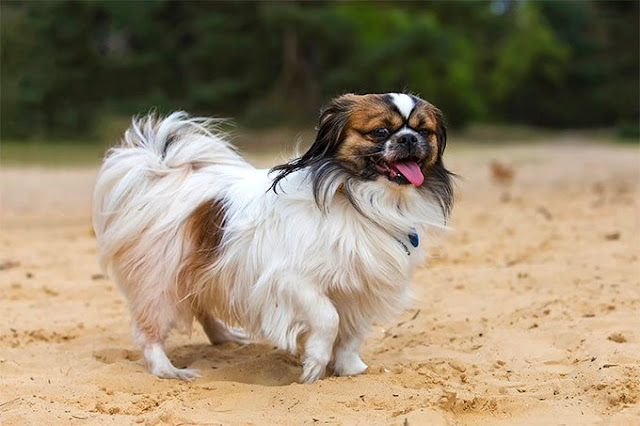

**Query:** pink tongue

left=389, top=161, right=424, bottom=186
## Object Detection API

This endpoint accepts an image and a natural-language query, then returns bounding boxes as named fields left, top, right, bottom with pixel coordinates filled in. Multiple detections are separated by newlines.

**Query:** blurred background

left=1, top=4, right=639, bottom=421
left=1, top=0, right=638, bottom=164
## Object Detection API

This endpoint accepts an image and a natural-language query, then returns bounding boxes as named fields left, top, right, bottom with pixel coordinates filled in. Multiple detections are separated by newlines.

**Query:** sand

left=1, top=141, right=639, bottom=425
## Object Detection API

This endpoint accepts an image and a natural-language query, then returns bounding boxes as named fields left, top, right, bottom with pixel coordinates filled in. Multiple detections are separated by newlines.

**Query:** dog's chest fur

left=188, top=170, right=428, bottom=340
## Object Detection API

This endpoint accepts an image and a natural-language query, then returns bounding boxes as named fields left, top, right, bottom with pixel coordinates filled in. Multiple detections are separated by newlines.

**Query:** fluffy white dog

left=92, top=93, right=454, bottom=383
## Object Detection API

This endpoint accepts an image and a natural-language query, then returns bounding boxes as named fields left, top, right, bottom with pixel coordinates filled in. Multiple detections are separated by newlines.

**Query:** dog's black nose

left=397, top=134, right=418, bottom=146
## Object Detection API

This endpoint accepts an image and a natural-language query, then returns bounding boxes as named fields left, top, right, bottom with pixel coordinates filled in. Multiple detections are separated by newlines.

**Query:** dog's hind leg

left=141, top=341, right=200, bottom=381
left=196, top=311, right=251, bottom=345
left=131, top=296, right=200, bottom=381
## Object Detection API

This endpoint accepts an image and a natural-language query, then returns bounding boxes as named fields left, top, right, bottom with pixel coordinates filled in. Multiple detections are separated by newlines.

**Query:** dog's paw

left=333, top=353, right=368, bottom=377
left=145, top=343, right=201, bottom=381
left=151, top=365, right=201, bottom=382
left=200, top=316, right=253, bottom=346
left=219, top=327, right=252, bottom=345
left=300, top=358, right=328, bottom=384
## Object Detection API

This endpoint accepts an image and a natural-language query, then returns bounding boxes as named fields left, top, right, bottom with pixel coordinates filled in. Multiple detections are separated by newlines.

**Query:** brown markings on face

left=348, top=94, right=404, bottom=134
left=323, top=93, right=446, bottom=182
left=408, top=101, right=442, bottom=169
left=335, top=94, right=403, bottom=174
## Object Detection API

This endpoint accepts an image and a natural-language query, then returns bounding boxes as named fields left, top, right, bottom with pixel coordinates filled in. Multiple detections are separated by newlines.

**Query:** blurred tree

left=537, top=0, right=639, bottom=128
left=1, top=4, right=37, bottom=138
left=325, top=3, right=485, bottom=127
left=490, top=1, right=570, bottom=126
left=1, top=0, right=637, bottom=139
left=2, top=1, right=108, bottom=138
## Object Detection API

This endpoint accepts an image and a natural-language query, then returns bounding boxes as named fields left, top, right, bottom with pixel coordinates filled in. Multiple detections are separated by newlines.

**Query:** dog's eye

left=370, top=128, right=390, bottom=139
left=419, top=129, right=435, bottom=137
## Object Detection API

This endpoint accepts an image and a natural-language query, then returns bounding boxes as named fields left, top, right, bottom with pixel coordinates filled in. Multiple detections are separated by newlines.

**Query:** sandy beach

left=1, top=141, right=638, bottom=425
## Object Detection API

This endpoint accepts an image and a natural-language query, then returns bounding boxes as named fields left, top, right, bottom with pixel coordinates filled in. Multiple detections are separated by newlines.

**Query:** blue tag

left=408, top=228, right=419, bottom=248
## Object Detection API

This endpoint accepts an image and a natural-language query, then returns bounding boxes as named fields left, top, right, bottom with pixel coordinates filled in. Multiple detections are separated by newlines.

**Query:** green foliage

left=327, top=4, right=485, bottom=127
left=536, top=1, right=640, bottom=127
left=491, top=3, right=569, bottom=101
left=1, top=0, right=638, bottom=140
left=489, top=2, right=571, bottom=126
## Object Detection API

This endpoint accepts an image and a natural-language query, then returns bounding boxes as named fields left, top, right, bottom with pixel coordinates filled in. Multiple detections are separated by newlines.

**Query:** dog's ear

left=433, top=107, right=447, bottom=158
left=269, top=94, right=355, bottom=194
left=308, top=95, right=354, bottom=160
left=419, top=106, right=454, bottom=221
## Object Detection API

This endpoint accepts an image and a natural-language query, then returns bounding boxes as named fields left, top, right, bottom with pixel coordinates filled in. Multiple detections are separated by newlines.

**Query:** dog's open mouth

left=371, top=157, right=425, bottom=186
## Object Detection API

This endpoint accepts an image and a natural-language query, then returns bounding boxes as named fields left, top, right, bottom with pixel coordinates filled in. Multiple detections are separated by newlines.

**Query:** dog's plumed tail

left=92, top=112, right=246, bottom=294
left=119, top=112, right=241, bottom=170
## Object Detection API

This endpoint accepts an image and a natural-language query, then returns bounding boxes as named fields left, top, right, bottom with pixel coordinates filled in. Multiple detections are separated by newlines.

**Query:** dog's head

left=271, top=93, right=453, bottom=218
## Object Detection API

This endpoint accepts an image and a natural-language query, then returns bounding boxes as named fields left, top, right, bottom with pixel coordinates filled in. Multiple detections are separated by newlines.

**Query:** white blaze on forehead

left=389, top=93, right=415, bottom=119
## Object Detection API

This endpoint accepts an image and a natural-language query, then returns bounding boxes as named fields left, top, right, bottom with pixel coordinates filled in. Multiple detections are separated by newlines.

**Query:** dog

left=92, top=93, right=454, bottom=383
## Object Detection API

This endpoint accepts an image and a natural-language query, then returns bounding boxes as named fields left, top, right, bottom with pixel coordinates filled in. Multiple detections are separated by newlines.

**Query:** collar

left=395, top=227, right=419, bottom=256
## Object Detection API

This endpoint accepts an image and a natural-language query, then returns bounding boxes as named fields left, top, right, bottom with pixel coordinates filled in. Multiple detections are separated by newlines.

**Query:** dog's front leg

left=333, top=329, right=368, bottom=377
left=299, top=295, right=339, bottom=384
left=253, top=270, right=339, bottom=383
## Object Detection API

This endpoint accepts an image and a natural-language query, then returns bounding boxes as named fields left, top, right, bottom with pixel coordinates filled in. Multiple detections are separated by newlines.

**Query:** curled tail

left=92, top=112, right=246, bottom=272
left=120, top=111, right=243, bottom=171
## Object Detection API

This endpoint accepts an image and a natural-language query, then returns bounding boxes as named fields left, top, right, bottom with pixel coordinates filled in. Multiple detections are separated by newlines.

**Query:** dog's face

left=270, top=93, right=453, bottom=217
left=327, top=93, right=446, bottom=187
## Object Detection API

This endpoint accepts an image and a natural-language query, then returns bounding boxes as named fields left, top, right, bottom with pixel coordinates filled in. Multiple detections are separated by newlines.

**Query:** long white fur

left=93, top=111, right=447, bottom=383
